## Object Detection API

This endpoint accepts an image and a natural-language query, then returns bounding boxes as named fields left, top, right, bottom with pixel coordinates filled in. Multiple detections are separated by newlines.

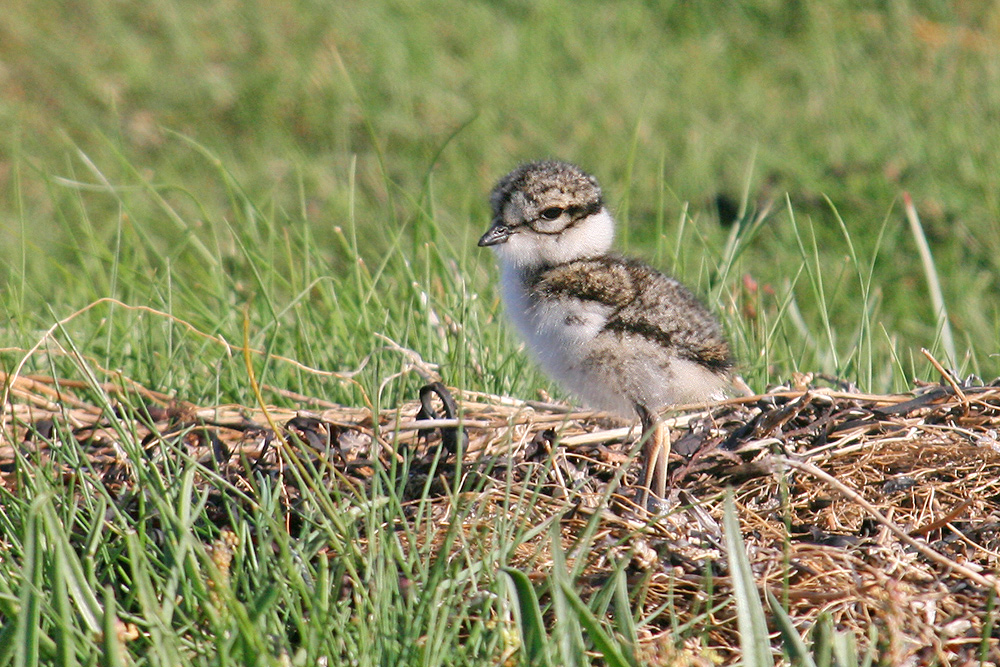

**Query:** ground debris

left=2, top=372, right=999, bottom=663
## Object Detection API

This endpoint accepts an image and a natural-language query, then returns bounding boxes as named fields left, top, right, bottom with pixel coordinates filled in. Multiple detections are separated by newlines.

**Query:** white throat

left=491, top=209, right=615, bottom=272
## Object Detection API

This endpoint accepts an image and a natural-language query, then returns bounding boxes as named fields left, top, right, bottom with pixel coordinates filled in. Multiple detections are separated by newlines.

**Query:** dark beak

left=478, top=223, right=511, bottom=247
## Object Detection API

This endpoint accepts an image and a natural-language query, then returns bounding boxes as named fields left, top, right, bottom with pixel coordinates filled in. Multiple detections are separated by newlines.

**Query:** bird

left=478, top=159, right=734, bottom=512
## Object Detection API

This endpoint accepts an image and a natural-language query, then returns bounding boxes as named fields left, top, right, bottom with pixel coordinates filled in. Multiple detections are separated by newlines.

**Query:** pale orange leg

left=637, top=406, right=670, bottom=513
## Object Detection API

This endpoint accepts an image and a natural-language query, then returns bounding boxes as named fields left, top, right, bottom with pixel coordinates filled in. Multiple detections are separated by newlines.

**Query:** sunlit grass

left=2, top=0, right=1000, bottom=664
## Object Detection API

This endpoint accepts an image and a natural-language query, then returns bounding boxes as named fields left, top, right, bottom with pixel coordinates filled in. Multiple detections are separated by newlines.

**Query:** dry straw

left=2, top=368, right=999, bottom=663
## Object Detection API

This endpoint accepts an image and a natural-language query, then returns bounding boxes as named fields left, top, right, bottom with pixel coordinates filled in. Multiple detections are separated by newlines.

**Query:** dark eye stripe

left=565, top=201, right=603, bottom=218
left=527, top=199, right=604, bottom=234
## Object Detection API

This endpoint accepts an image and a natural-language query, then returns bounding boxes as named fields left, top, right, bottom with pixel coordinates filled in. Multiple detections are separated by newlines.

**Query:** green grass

left=2, top=0, right=1000, bottom=664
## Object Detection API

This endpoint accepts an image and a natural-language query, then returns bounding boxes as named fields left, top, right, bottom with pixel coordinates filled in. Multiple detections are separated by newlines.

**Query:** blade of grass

left=52, top=540, right=80, bottom=667
left=100, top=587, right=125, bottom=667
left=15, top=498, right=44, bottom=667
left=787, top=196, right=840, bottom=373
left=903, top=192, right=957, bottom=367
left=502, top=567, right=552, bottom=667
left=557, top=577, right=636, bottom=667
left=42, top=500, right=103, bottom=635
left=723, top=492, right=774, bottom=667
left=830, top=624, right=860, bottom=667
left=548, top=527, right=586, bottom=664
left=611, top=569, right=638, bottom=650
left=765, top=590, right=816, bottom=667
left=980, top=589, right=997, bottom=663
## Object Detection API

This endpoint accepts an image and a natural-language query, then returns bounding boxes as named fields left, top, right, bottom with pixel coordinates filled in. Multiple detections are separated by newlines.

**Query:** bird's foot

left=635, top=487, right=677, bottom=517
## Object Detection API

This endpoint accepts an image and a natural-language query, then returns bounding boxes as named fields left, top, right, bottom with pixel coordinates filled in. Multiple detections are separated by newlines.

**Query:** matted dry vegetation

left=2, top=371, right=999, bottom=664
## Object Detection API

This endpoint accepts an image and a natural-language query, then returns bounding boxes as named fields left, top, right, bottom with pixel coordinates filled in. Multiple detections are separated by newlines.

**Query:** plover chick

left=479, top=160, right=734, bottom=511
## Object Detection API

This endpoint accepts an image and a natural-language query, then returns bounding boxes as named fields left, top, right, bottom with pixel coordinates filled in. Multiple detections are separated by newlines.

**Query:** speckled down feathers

left=489, top=160, right=603, bottom=222
left=525, top=255, right=731, bottom=372
left=481, top=160, right=733, bottom=419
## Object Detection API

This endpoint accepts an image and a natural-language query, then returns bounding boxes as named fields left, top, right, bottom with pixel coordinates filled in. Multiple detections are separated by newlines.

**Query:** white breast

left=500, top=264, right=622, bottom=404
left=498, top=264, right=731, bottom=418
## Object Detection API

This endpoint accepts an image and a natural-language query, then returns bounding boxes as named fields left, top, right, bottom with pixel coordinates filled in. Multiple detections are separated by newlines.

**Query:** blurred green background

left=3, top=0, right=1000, bottom=402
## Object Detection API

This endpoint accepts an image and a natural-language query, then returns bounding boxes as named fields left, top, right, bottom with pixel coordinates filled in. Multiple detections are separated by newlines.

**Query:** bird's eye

left=539, top=207, right=563, bottom=221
